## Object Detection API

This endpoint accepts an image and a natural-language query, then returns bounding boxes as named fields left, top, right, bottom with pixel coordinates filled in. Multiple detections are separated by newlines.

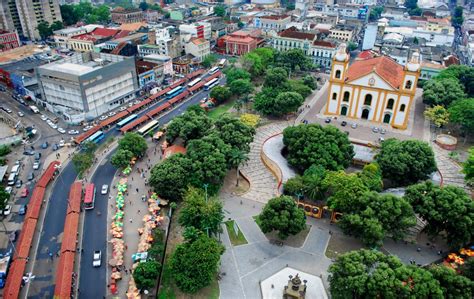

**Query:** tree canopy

left=0, top=187, right=9, bottom=211
left=214, top=115, right=255, bottom=153
left=224, top=67, right=251, bottom=84
left=376, top=138, right=436, bottom=186
left=60, top=3, right=110, bottom=26
left=118, top=132, right=148, bottom=158
left=178, top=187, right=224, bottom=236
left=201, top=54, right=218, bottom=68
left=428, top=265, right=473, bottom=299
left=254, top=90, right=304, bottom=117
left=229, top=79, right=253, bottom=96
left=283, top=124, right=354, bottom=173
left=323, top=171, right=369, bottom=213
left=209, top=86, right=231, bottom=104
left=404, top=181, right=474, bottom=248
left=274, top=49, right=313, bottom=72
left=424, top=105, right=450, bottom=128
left=110, top=149, right=134, bottom=169
left=452, top=6, right=464, bottom=27
left=448, top=98, right=474, bottom=134
left=463, top=147, right=474, bottom=185
left=170, top=234, right=224, bottom=293
left=257, top=195, right=306, bottom=239
left=422, top=78, right=466, bottom=107
left=264, top=67, right=288, bottom=89
left=133, top=260, right=161, bottom=290
left=214, top=5, right=226, bottom=17
left=166, top=106, right=213, bottom=144
left=436, top=65, right=474, bottom=97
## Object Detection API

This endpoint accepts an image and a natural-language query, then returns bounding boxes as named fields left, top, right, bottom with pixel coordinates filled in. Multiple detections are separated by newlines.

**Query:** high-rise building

left=0, top=0, right=62, bottom=41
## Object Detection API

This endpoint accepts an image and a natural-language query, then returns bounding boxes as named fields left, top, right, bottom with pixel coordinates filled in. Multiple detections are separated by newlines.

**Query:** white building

left=153, top=28, right=179, bottom=58
left=184, top=38, right=210, bottom=62
left=37, top=52, right=138, bottom=124
left=254, top=15, right=292, bottom=33
left=179, top=22, right=212, bottom=40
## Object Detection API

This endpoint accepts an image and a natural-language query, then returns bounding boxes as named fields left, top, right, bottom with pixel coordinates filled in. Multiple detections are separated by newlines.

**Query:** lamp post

left=295, top=191, right=303, bottom=204
left=203, top=183, right=208, bottom=203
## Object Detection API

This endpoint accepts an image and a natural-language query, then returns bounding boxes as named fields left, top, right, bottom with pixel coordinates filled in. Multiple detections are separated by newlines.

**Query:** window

left=343, top=91, right=350, bottom=102
left=335, top=70, right=341, bottom=79
left=400, top=104, right=406, bottom=112
left=405, top=80, right=412, bottom=89
left=387, top=98, right=394, bottom=110
left=332, top=93, right=337, bottom=100
left=364, top=94, right=372, bottom=106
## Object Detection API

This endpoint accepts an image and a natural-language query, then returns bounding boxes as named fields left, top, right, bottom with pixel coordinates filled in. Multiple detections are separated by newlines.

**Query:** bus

left=187, top=78, right=202, bottom=88
left=208, top=66, right=219, bottom=75
left=137, top=120, right=160, bottom=136
left=204, top=78, right=219, bottom=90
left=165, top=86, right=184, bottom=100
left=116, top=114, right=138, bottom=130
left=83, top=183, right=96, bottom=210
left=85, top=130, right=105, bottom=144
left=218, top=59, right=226, bottom=68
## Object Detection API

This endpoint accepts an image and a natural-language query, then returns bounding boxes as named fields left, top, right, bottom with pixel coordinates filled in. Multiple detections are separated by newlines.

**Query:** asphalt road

left=77, top=78, right=224, bottom=298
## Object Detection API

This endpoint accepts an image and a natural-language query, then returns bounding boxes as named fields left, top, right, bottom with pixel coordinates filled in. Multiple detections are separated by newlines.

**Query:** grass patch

left=207, top=98, right=236, bottom=120
left=207, top=277, right=220, bottom=299
left=224, top=220, right=248, bottom=246
left=158, top=259, right=176, bottom=299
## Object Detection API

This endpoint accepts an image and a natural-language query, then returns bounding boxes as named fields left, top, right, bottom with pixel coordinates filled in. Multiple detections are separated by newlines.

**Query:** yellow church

left=325, top=44, right=420, bottom=130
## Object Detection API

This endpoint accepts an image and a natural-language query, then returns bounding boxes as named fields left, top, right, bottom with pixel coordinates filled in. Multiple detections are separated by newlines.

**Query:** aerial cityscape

left=0, top=0, right=472, bottom=298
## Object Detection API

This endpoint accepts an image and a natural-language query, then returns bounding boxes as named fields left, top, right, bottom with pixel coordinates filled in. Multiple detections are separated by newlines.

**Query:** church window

left=343, top=91, right=350, bottom=102
left=400, top=104, right=406, bottom=112
left=387, top=98, right=394, bottom=110
left=335, top=70, right=341, bottom=79
left=405, top=80, right=412, bottom=89
left=332, top=93, right=337, bottom=100
left=364, top=94, right=372, bottom=106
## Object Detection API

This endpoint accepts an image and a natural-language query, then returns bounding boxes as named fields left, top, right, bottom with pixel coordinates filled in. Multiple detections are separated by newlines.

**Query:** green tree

left=0, top=187, right=9, bottom=211
left=357, top=162, right=383, bottom=192
left=50, top=21, right=64, bottom=31
left=424, top=105, right=450, bottom=128
left=133, top=260, right=161, bottom=290
left=170, top=234, right=224, bottom=293
left=166, top=107, right=212, bottom=143
left=237, top=21, right=245, bottom=28
left=60, top=4, right=79, bottom=26
left=275, top=48, right=313, bottom=73
left=179, top=187, right=224, bottom=236
left=283, top=124, right=354, bottom=173
left=242, top=52, right=264, bottom=77
left=395, top=266, right=443, bottom=298
left=436, top=65, right=474, bottom=97
left=118, top=132, right=148, bottom=157
left=85, top=14, right=99, bottom=24
left=463, top=147, right=474, bottom=184
left=149, top=154, right=193, bottom=201
left=37, top=21, right=53, bottom=39
left=369, top=6, right=384, bottom=21
left=110, top=149, right=134, bottom=169
left=283, top=165, right=327, bottom=201
left=254, top=91, right=304, bottom=116
left=347, top=41, right=358, bottom=52
left=214, top=5, right=226, bottom=17
left=224, top=67, right=251, bottom=84
left=452, top=6, right=464, bottom=27
left=257, top=195, right=306, bottom=239
left=82, top=141, right=97, bottom=154
left=94, top=5, right=111, bottom=23
left=428, top=265, right=473, bottom=299
left=139, top=2, right=149, bottom=10
left=229, top=79, right=253, bottom=96
left=285, top=79, right=312, bottom=98
left=448, top=98, right=474, bottom=134
left=460, top=258, right=474, bottom=280
left=72, top=153, right=93, bottom=177
left=228, top=148, right=249, bottom=187
left=376, top=139, right=436, bottom=186
left=302, top=75, right=316, bottom=90
left=201, top=54, right=218, bottom=68
left=214, top=115, right=255, bottom=153
left=264, top=67, right=288, bottom=89
left=422, top=78, right=466, bottom=107
left=252, top=47, right=275, bottom=68
left=404, top=181, right=474, bottom=248
left=323, top=171, right=369, bottom=213
left=209, top=86, right=231, bottom=104
left=0, top=145, right=11, bottom=156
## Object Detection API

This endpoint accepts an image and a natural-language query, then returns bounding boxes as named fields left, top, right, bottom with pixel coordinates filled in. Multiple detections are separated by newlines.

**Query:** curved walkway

left=262, top=134, right=296, bottom=184
left=240, top=122, right=290, bottom=203
left=432, top=142, right=469, bottom=192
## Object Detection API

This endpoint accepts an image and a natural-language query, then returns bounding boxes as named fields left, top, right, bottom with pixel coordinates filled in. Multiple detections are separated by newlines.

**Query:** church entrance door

left=340, top=106, right=348, bottom=116
left=361, top=109, right=369, bottom=120
left=383, top=113, right=391, bottom=124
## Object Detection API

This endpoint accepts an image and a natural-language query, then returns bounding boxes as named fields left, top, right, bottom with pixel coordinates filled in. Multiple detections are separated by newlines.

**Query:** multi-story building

left=37, top=52, right=138, bottom=124
left=311, top=40, right=337, bottom=68
left=184, top=38, right=210, bottom=62
left=329, top=26, right=354, bottom=42
left=53, top=27, right=88, bottom=48
left=0, top=30, right=20, bottom=51
left=0, top=0, right=62, bottom=41
left=325, top=44, right=420, bottom=130
left=217, top=29, right=261, bottom=56
left=179, top=22, right=212, bottom=40
left=143, top=9, right=161, bottom=23
left=253, top=15, right=291, bottom=33
left=150, top=28, right=180, bottom=58
left=68, top=28, right=124, bottom=52
left=111, top=8, right=144, bottom=24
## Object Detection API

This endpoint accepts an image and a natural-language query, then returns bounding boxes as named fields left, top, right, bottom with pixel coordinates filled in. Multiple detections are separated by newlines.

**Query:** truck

left=29, top=105, right=39, bottom=113
left=0, top=255, right=11, bottom=288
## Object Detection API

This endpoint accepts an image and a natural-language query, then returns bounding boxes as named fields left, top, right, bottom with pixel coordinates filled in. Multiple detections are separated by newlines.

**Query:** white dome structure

left=334, top=43, right=349, bottom=62
left=406, top=51, right=421, bottom=72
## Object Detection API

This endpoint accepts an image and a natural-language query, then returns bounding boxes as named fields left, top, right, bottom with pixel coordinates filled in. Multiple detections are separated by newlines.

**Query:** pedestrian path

left=432, top=142, right=469, bottom=192
left=240, top=122, right=290, bottom=203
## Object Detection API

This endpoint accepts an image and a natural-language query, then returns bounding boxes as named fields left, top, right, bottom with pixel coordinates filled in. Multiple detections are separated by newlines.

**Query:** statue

left=283, top=273, right=307, bottom=299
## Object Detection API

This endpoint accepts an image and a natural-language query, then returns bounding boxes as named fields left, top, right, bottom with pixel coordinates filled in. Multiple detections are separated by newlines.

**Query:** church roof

left=346, top=56, right=404, bottom=89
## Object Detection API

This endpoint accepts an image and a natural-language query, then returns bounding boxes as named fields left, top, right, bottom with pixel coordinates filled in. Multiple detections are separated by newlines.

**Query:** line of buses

left=77, top=67, right=223, bottom=145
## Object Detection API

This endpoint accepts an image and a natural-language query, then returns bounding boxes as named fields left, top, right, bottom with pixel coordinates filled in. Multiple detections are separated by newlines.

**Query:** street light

left=295, top=191, right=303, bottom=204
left=203, top=183, right=208, bottom=203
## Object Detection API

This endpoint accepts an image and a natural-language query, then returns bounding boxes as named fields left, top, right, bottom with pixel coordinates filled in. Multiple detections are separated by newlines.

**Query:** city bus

left=165, top=86, right=184, bottom=100
left=204, top=78, right=219, bottom=90
left=187, top=77, right=202, bottom=88
left=85, top=130, right=105, bottom=144
left=116, top=114, right=138, bottom=130
left=83, top=183, right=96, bottom=210
left=208, top=66, right=219, bottom=75
left=137, top=120, right=160, bottom=136
left=218, top=59, right=226, bottom=68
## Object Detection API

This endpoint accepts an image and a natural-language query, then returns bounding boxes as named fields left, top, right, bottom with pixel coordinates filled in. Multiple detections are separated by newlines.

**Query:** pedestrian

left=129, top=218, right=133, bottom=223
left=125, top=269, right=128, bottom=274
left=416, top=247, right=421, bottom=252
left=138, top=209, right=140, bottom=214
left=136, top=188, right=138, bottom=193
left=49, top=252, right=53, bottom=260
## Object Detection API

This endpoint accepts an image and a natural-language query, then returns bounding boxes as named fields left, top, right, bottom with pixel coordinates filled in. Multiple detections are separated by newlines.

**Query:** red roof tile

left=346, top=56, right=404, bottom=89
left=313, top=40, right=336, bottom=48
left=278, top=27, right=315, bottom=40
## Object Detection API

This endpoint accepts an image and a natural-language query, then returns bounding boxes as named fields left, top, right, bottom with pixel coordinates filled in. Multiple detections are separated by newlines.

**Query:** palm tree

left=233, top=99, right=243, bottom=115
left=228, top=149, right=249, bottom=187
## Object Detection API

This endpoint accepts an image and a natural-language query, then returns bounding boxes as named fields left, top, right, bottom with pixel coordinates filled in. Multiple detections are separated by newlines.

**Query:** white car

left=119, top=106, right=127, bottom=111
left=33, top=161, right=40, bottom=170
left=99, top=115, right=108, bottom=121
left=68, top=129, right=79, bottom=135
left=133, top=100, right=140, bottom=105
left=3, top=205, right=11, bottom=216
left=5, top=187, right=12, bottom=194
left=17, top=111, right=24, bottom=117
left=101, top=184, right=108, bottom=195
left=50, top=123, right=58, bottom=129
left=83, top=126, right=93, bottom=132
left=40, top=114, right=48, bottom=121
left=93, top=250, right=102, bottom=267
left=59, top=140, right=65, bottom=147
left=57, top=127, right=66, bottom=134
left=108, top=111, right=116, bottom=117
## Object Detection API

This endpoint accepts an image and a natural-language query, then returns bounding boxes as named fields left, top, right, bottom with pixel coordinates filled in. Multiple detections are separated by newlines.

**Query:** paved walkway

left=239, top=122, right=291, bottom=203
left=262, top=134, right=296, bottom=184
left=432, top=142, right=469, bottom=192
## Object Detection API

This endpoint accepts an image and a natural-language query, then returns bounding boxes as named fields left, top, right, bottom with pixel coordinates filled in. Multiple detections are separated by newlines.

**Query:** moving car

left=3, top=205, right=11, bottom=216
left=4, top=108, right=12, bottom=114
left=20, top=188, right=29, bottom=198
left=18, top=205, right=27, bottom=215
left=57, top=127, right=66, bottom=134
left=99, top=115, right=108, bottom=121
left=33, top=161, right=40, bottom=170
left=5, top=187, right=12, bottom=194
left=119, top=106, right=127, bottom=111
left=15, top=180, right=22, bottom=188
left=23, top=150, right=35, bottom=156
left=68, top=130, right=79, bottom=135
left=108, top=111, right=116, bottom=117
left=34, top=152, right=41, bottom=161
left=83, top=126, right=93, bottom=132
left=17, top=111, right=24, bottom=117
left=40, top=114, right=48, bottom=121
left=101, top=184, right=108, bottom=195
left=41, top=142, right=49, bottom=149
left=93, top=250, right=102, bottom=267
left=27, top=172, right=34, bottom=181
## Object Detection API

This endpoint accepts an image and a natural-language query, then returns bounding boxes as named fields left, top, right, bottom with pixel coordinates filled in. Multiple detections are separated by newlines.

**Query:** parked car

left=341, top=121, right=347, bottom=127
left=101, top=184, right=108, bottom=195
left=3, top=205, right=11, bottom=216
left=380, top=128, right=386, bottom=135
left=108, top=111, right=116, bottom=117
left=99, top=115, right=108, bottom=121
left=57, top=127, right=66, bottom=134
left=119, top=106, right=127, bottom=111
left=83, top=126, right=93, bottom=132
left=23, top=150, right=35, bottom=156
left=4, top=108, right=12, bottom=114
left=325, top=118, right=331, bottom=123
left=50, top=123, right=58, bottom=129
left=18, top=205, right=27, bottom=215
left=40, top=114, right=48, bottom=121
left=34, top=152, right=41, bottom=161
left=93, top=250, right=102, bottom=267
left=0, top=86, right=5, bottom=92
left=27, top=172, right=34, bottom=181
left=52, top=144, right=59, bottom=151
left=351, top=123, right=358, bottom=129
left=41, top=142, right=49, bottom=149
left=68, top=130, right=79, bottom=135
left=15, top=180, right=22, bottom=188
left=17, top=111, right=24, bottom=117
left=33, top=161, right=40, bottom=170
left=20, top=188, right=29, bottom=198
left=59, top=140, right=65, bottom=147
left=372, top=127, right=379, bottom=133
left=5, top=187, right=12, bottom=194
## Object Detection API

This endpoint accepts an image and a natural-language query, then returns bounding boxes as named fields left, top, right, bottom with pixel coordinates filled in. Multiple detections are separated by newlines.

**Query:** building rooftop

left=260, top=15, right=289, bottom=20
left=191, top=38, right=208, bottom=45
left=346, top=56, right=404, bottom=89
left=112, top=7, right=141, bottom=13
left=71, top=28, right=123, bottom=42
left=120, top=22, right=148, bottom=32
left=313, top=40, right=336, bottom=48
left=278, top=27, right=315, bottom=40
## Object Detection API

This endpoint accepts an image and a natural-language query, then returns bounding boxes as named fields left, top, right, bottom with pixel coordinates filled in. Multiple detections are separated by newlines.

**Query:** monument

left=283, top=274, right=307, bottom=299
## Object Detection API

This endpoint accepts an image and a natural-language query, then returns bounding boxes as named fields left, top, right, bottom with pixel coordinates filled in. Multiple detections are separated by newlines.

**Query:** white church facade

left=325, top=45, right=420, bottom=130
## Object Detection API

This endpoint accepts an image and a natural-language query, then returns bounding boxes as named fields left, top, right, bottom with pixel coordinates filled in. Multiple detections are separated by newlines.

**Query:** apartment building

left=184, top=38, right=210, bottom=62
left=111, top=8, right=144, bottom=24
left=254, top=15, right=291, bottom=33
left=0, top=30, right=20, bottom=51
left=179, top=22, right=212, bottom=40
left=329, top=26, right=354, bottom=42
